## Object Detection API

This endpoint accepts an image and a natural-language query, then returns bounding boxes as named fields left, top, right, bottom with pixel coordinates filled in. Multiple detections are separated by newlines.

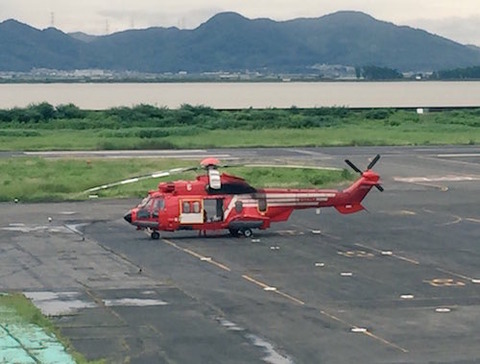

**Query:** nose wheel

left=150, top=231, right=160, bottom=240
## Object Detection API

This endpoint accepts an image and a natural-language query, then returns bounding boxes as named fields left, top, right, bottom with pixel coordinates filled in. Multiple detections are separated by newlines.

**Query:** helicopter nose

left=124, top=212, right=132, bottom=224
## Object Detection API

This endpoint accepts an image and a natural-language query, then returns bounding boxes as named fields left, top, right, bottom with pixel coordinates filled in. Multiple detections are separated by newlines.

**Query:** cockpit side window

left=152, top=198, right=165, bottom=218
left=137, top=196, right=154, bottom=219
left=153, top=198, right=165, bottom=210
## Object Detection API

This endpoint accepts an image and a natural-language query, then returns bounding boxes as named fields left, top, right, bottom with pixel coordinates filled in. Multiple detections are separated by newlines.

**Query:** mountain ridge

left=1, top=11, right=479, bottom=73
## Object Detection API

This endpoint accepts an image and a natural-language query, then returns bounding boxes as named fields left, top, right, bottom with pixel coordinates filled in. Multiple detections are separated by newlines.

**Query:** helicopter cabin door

left=179, top=200, right=203, bottom=224
left=203, top=198, right=224, bottom=223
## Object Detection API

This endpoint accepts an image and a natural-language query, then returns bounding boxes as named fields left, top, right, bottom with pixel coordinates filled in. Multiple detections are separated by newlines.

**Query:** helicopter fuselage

left=124, top=168, right=380, bottom=239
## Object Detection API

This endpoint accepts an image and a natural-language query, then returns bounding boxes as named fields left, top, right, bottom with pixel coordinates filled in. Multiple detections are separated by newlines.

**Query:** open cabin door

left=203, top=198, right=224, bottom=223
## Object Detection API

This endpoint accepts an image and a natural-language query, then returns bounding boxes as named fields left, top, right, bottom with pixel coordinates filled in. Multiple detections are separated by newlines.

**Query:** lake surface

left=1, top=81, right=480, bottom=109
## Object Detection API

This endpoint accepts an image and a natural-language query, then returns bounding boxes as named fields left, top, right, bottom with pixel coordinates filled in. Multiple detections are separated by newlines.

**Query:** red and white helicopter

left=87, top=155, right=382, bottom=239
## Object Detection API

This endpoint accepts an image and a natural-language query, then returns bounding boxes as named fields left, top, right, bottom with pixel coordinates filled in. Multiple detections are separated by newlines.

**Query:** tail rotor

left=344, top=154, right=383, bottom=192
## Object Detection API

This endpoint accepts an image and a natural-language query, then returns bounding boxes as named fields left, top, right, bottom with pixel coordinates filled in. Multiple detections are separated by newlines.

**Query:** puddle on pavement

left=104, top=298, right=168, bottom=307
left=24, top=291, right=96, bottom=316
left=218, top=317, right=294, bottom=364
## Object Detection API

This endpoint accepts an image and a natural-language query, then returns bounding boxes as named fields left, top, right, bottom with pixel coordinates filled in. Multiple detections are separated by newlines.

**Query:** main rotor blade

left=344, top=159, right=362, bottom=174
left=83, top=166, right=198, bottom=193
left=367, top=154, right=381, bottom=170
left=375, top=184, right=384, bottom=192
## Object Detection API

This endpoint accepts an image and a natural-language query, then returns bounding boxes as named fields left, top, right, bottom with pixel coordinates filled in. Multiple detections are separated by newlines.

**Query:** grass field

left=1, top=122, right=478, bottom=150
left=1, top=107, right=479, bottom=150
left=0, top=157, right=355, bottom=202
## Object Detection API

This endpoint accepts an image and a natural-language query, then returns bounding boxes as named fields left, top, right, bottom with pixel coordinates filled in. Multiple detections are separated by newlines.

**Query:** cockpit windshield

left=138, top=196, right=152, bottom=208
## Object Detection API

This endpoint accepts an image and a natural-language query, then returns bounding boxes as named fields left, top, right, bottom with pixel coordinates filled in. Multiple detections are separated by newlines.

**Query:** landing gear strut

left=230, top=228, right=253, bottom=238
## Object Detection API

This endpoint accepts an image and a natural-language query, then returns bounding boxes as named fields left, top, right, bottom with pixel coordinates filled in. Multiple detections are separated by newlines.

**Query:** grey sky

left=2, top=0, right=480, bottom=45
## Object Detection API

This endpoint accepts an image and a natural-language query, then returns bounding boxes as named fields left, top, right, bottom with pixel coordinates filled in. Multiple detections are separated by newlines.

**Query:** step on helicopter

left=86, top=155, right=382, bottom=239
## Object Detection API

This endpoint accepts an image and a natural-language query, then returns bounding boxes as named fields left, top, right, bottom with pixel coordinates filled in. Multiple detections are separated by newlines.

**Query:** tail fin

left=335, top=155, right=383, bottom=214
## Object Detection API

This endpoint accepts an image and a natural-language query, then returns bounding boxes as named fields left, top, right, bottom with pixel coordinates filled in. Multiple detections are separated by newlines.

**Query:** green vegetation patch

left=0, top=293, right=102, bottom=364
left=1, top=104, right=480, bottom=150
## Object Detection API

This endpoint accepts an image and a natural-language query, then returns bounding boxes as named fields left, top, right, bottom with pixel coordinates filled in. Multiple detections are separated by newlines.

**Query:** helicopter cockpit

left=137, top=195, right=165, bottom=219
left=124, top=194, right=165, bottom=225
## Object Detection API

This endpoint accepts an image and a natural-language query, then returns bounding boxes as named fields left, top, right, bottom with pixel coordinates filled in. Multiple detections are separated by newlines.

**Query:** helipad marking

left=426, top=278, right=465, bottom=287
left=466, top=217, right=480, bottom=224
left=338, top=250, right=374, bottom=258
left=392, top=177, right=449, bottom=191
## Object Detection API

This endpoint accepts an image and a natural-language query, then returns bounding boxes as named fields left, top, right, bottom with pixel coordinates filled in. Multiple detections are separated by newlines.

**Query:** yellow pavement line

left=355, top=243, right=419, bottom=265
left=362, top=330, right=409, bottom=353
left=242, top=275, right=304, bottom=305
left=162, top=239, right=231, bottom=272
left=275, top=291, right=305, bottom=305
left=165, top=241, right=407, bottom=353
left=242, top=274, right=270, bottom=289
left=436, top=267, right=472, bottom=282
left=319, top=309, right=408, bottom=352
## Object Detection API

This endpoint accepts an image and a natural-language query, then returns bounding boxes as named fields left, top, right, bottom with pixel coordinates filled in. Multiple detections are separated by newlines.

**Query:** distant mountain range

left=1, top=11, right=480, bottom=73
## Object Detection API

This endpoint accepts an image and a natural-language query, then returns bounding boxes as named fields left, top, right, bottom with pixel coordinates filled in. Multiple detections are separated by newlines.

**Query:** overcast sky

left=2, top=0, right=480, bottom=45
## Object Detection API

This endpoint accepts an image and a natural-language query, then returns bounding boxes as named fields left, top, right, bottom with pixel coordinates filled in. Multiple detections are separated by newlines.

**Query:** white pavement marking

left=394, top=175, right=480, bottom=183
left=437, top=154, right=480, bottom=158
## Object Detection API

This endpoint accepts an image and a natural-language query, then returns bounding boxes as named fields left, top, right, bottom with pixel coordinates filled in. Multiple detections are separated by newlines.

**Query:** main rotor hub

left=201, top=157, right=220, bottom=169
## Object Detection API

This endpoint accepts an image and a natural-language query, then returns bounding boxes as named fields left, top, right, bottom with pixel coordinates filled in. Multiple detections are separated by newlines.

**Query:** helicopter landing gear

left=242, top=228, right=253, bottom=238
left=150, top=231, right=160, bottom=240
left=230, top=228, right=253, bottom=238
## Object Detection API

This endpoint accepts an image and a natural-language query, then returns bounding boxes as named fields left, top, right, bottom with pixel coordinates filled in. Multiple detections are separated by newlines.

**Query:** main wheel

left=151, top=231, right=160, bottom=240
left=242, top=228, right=253, bottom=238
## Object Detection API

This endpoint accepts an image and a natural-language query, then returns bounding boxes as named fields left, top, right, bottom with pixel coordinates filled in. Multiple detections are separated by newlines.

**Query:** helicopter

left=86, top=155, right=382, bottom=239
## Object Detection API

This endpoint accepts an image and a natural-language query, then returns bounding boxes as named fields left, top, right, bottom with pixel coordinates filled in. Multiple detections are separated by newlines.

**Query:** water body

left=1, top=81, right=480, bottom=109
